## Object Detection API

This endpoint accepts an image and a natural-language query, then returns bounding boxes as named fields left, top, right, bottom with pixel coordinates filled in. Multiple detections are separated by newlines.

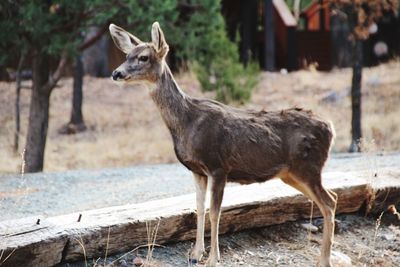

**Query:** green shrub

left=192, top=28, right=259, bottom=104
left=181, top=1, right=259, bottom=104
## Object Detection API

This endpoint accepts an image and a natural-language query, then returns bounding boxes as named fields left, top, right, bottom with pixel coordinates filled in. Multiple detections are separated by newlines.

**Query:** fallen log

left=0, top=169, right=399, bottom=267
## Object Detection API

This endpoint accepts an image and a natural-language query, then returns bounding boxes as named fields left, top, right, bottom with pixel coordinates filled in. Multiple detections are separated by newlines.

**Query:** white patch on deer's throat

left=145, top=81, right=157, bottom=92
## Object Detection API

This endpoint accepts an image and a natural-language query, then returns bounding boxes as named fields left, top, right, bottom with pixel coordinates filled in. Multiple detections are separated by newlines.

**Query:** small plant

left=0, top=248, right=17, bottom=266
left=144, top=220, right=161, bottom=266
left=373, top=211, right=384, bottom=248
left=373, top=205, right=400, bottom=247
left=105, top=219, right=163, bottom=267
left=75, top=236, right=88, bottom=267
left=194, top=59, right=259, bottom=105
left=307, top=200, right=315, bottom=246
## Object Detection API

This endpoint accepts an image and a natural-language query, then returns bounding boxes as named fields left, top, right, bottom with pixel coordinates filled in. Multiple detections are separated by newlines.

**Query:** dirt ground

left=1, top=61, right=400, bottom=173
left=57, top=213, right=400, bottom=267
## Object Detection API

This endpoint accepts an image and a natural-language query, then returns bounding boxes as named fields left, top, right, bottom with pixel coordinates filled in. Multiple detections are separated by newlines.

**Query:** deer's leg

left=206, top=170, right=226, bottom=267
left=191, top=173, right=208, bottom=262
left=281, top=173, right=337, bottom=267
left=314, top=186, right=337, bottom=267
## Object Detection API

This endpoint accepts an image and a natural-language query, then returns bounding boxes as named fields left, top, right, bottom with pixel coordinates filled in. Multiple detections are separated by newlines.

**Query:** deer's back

left=174, top=99, right=334, bottom=184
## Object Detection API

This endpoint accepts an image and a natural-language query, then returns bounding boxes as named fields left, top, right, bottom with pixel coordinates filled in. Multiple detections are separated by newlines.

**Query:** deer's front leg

left=191, top=173, right=208, bottom=262
left=206, top=170, right=226, bottom=267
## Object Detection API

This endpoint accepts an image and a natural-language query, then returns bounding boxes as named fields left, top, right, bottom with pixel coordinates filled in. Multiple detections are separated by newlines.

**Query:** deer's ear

left=109, top=24, right=142, bottom=54
left=151, top=22, right=169, bottom=58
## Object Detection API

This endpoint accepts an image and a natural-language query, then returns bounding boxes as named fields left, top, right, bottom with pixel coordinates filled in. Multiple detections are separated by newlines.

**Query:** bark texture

left=350, top=40, right=363, bottom=152
left=58, top=53, right=87, bottom=135
left=24, top=54, right=51, bottom=172
left=24, top=51, right=66, bottom=172
left=14, top=53, right=25, bottom=152
left=71, top=54, right=84, bottom=126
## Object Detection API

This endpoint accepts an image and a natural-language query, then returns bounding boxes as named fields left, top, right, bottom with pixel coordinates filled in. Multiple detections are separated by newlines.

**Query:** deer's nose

left=112, top=70, right=123, bottom=81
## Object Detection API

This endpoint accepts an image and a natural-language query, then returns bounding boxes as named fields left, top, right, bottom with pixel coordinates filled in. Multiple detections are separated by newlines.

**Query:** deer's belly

left=227, top=170, right=275, bottom=184
left=227, top=164, right=288, bottom=184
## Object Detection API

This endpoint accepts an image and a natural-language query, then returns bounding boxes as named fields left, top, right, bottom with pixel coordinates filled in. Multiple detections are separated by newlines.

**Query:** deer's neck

left=150, top=63, right=190, bottom=134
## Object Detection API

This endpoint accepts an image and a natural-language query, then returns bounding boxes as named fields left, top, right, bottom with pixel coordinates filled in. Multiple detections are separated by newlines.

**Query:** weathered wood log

left=0, top=169, right=399, bottom=267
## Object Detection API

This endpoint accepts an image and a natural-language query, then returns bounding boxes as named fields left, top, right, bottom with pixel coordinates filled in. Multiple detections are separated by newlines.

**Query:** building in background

left=221, top=0, right=400, bottom=71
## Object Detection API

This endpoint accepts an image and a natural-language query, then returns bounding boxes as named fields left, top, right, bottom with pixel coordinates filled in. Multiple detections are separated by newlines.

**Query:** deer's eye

left=138, top=55, right=149, bottom=62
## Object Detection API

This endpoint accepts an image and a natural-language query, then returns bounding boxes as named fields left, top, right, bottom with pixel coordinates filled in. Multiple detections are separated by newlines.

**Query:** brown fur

left=109, top=22, right=337, bottom=267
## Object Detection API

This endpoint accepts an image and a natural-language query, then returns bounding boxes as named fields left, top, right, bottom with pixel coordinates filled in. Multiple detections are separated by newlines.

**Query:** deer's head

left=109, top=22, right=169, bottom=84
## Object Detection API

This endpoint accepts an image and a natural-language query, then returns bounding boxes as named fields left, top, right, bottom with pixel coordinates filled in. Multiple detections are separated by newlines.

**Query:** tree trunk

left=264, top=0, right=275, bottom=71
left=24, top=54, right=51, bottom=172
left=239, top=0, right=257, bottom=66
left=59, top=53, right=86, bottom=134
left=14, top=53, right=25, bottom=152
left=349, top=39, right=363, bottom=152
left=70, top=54, right=86, bottom=127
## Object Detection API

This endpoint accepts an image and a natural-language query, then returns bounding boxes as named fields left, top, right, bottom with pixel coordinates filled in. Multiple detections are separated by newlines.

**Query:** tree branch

left=79, top=24, right=108, bottom=51
left=44, top=51, right=68, bottom=92
left=42, top=24, right=107, bottom=92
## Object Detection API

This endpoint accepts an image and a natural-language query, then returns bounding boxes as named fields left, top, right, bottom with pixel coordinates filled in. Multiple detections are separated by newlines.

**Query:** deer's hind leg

left=280, top=172, right=337, bottom=267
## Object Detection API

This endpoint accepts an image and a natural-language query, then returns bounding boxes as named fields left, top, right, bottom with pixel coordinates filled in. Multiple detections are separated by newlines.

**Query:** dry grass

left=0, top=61, right=399, bottom=173
left=0, top=248, right=17, bottom=266
left=107, top=220, right=162, bottom=267
left=72, top=220, right=163, bottom=267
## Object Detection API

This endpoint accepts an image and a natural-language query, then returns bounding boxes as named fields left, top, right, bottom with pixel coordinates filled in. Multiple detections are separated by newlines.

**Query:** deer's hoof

left=188, top=258, right=198, bottom=265
left=329, top=250, right=352, bottom=267
left=190, top=248, right=205, bottom=263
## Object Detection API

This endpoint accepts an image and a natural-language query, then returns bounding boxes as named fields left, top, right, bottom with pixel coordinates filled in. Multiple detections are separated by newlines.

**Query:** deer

left=109, top=22, right=338, bottom=267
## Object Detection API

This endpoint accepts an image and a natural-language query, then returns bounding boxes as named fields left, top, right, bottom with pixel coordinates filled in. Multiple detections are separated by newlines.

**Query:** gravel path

left=0, top=152, right=399, bottom=221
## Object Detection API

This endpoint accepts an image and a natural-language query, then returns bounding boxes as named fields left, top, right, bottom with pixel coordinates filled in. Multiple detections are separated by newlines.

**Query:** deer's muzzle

left=112, top=70, right=123, bottom=81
